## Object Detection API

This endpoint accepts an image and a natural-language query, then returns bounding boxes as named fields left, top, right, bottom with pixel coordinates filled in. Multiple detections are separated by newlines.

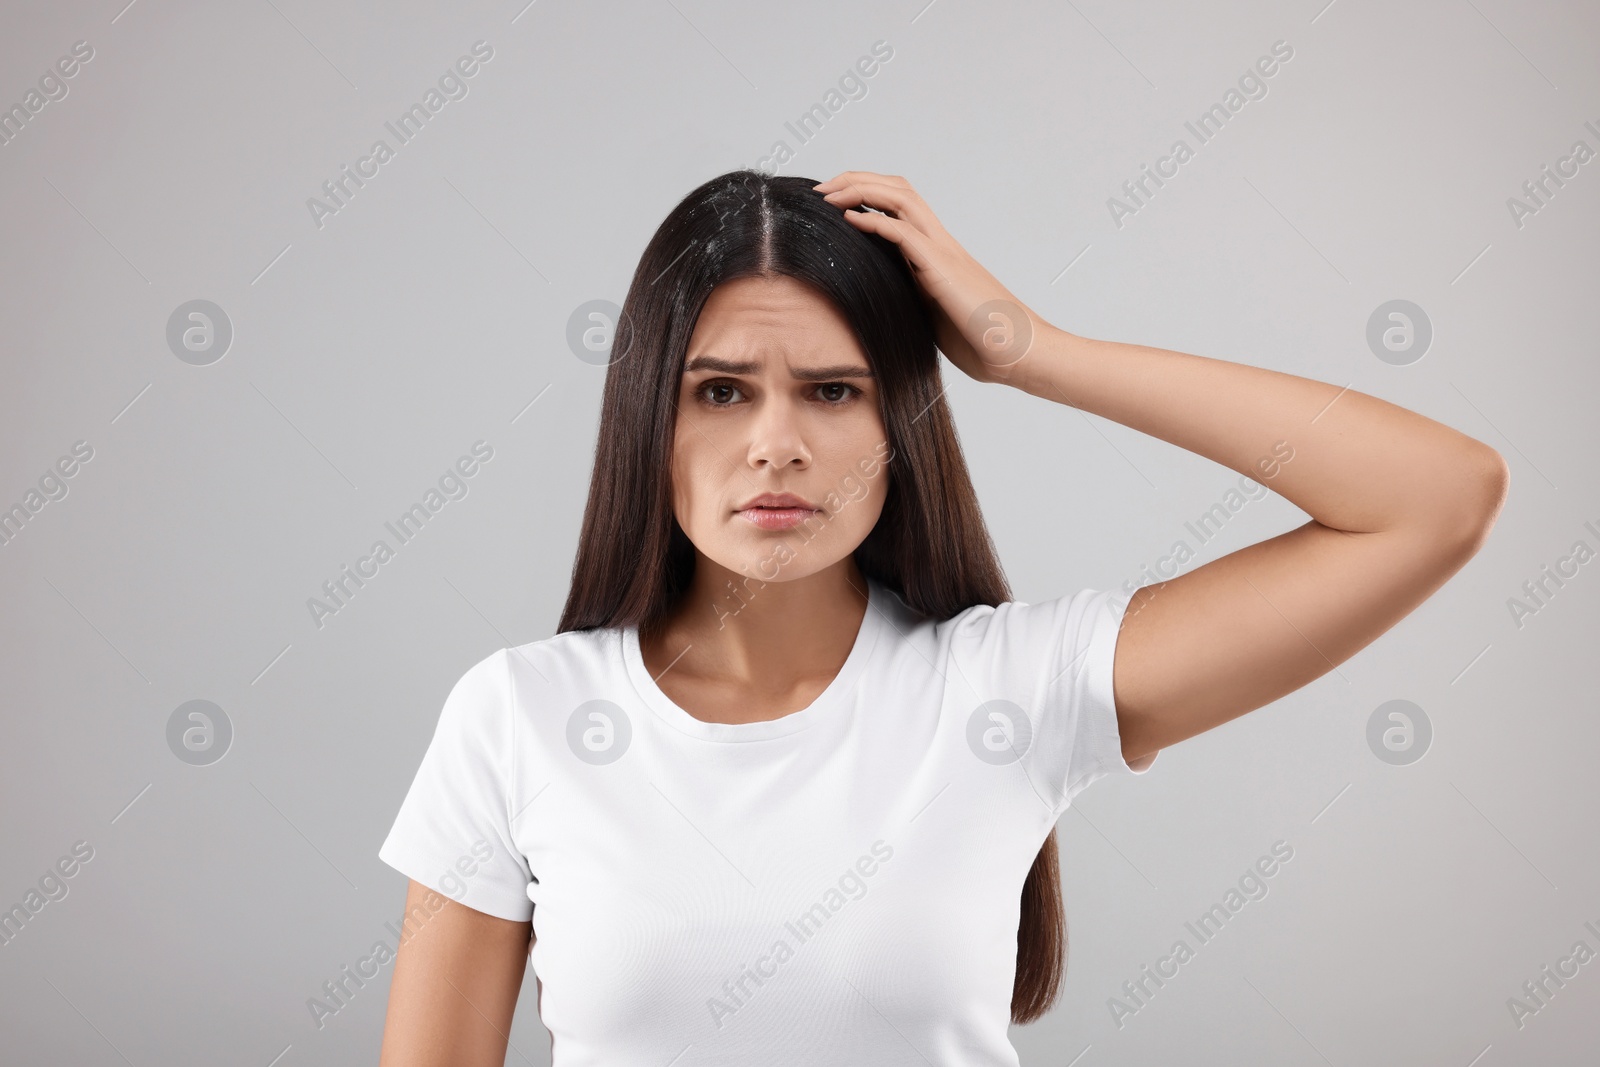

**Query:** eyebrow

left=683, top=354, right=874, bottom=381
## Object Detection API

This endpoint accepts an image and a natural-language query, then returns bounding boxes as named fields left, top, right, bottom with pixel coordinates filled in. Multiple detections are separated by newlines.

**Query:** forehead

left=686, top=275, right=863, bottom=363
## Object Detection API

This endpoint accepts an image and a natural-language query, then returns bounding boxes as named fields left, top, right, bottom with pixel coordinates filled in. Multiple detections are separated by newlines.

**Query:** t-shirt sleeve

left=378, top=648, right=534, bottom=922
left=946, top=587, right=1155, bottom=820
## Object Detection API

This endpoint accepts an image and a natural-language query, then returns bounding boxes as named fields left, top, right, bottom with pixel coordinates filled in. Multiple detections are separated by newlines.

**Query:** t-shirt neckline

left=621, top=577, right=885, bottom=742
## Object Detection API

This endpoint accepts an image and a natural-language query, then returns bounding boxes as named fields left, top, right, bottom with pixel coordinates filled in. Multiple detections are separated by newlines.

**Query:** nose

left=745, top=393, right=811, bottom=470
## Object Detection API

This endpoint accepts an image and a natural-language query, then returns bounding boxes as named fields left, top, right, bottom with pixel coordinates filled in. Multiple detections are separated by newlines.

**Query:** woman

left=376, top=169, right=1506, bottom=1064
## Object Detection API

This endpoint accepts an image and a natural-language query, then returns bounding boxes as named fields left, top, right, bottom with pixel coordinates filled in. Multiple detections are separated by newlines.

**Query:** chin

left=699, top=535, right=839, bottom=586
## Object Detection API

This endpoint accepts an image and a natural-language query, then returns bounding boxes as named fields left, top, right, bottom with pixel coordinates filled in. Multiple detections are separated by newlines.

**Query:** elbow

left=1439, top=445, right=1510, bottom=555
left=1467, top=445, right=1510, bottom=533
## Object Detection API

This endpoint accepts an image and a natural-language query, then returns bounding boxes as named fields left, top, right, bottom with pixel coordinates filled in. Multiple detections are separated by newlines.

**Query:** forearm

left=1010, top=326, right=1507, bottom=539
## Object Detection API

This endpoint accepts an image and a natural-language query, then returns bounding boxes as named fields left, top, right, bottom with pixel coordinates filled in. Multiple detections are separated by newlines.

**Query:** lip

left=737, top=492, right=817, bottom=511
left=735, top=492, right=820, bottom=531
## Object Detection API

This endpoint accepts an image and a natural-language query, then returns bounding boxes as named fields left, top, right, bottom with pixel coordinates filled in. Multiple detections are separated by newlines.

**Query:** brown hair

left=558, top=168, right=1066, bottom=1022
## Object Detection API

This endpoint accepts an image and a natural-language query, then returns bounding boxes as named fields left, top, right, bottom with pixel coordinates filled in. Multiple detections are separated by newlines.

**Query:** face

left=670, top=274, right=892, bottom=587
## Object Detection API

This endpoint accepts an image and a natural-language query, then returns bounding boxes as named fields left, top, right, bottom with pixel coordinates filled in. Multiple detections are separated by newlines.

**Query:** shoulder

left=504, top=625, right=621, bottom=680
left=872, top=580, right=1104, bottom=651
left=933, top=587, right=1111, bottom=644
left=438, top=627, right=622, bottom=721
left=491, top=626, right=630, bottom=718
left=931, top=587, right=1128, bottom=696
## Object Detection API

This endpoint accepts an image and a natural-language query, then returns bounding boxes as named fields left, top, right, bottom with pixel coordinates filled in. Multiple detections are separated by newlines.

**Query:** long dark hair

left=558, top=168, right=1067, bottom=1023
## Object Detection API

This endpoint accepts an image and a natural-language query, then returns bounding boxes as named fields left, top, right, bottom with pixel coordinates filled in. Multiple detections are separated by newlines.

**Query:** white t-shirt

left=379, top=576, right=1154, bottom=1065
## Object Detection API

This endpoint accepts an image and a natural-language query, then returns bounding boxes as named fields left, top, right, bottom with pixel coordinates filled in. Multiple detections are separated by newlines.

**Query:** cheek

left=670, top=434, right=727, bottom=525
left=825, top=439, right=891, bottom=524
left=853, top=474, right=891, bottom=532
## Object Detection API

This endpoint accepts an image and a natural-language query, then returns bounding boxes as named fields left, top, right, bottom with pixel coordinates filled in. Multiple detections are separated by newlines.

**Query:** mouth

left=735, top=493, right=820, bottom=531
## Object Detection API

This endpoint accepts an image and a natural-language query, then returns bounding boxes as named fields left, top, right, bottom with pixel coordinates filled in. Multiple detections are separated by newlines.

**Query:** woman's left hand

left=813, top=171, right=1051, bottom=386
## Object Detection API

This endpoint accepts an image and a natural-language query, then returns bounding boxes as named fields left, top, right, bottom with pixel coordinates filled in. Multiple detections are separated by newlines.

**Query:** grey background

left=2, top=0, right=1597, bottom=1064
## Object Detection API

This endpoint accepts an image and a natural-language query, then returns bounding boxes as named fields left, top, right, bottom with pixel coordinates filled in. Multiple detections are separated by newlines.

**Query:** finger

left=820, top=178, right=939, bottom=234
left=817, top=177, right=943, bottom=236
left=813, top=171, right=909, bottom=192
left=838, top=209, right=950, bottom=287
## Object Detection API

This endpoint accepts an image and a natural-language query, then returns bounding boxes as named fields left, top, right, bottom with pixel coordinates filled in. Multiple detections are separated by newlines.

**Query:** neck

left=653, top=555, right=870, bottom=692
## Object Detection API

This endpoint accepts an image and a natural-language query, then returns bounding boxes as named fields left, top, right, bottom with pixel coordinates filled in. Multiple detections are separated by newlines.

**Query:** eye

left=694, top=379, right=745, bottom=407
left=816, top=382, right=860, bottom=405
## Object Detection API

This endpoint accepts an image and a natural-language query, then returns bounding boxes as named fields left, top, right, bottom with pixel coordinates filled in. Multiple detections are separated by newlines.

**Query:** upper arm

left=1111, top=457, right=1506, bottom=763
left=379, top=879, right=533, bottom=1067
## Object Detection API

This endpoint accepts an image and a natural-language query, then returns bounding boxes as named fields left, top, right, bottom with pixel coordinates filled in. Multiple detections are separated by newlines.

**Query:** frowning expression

left=670, top=274, right=892, bottom=583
